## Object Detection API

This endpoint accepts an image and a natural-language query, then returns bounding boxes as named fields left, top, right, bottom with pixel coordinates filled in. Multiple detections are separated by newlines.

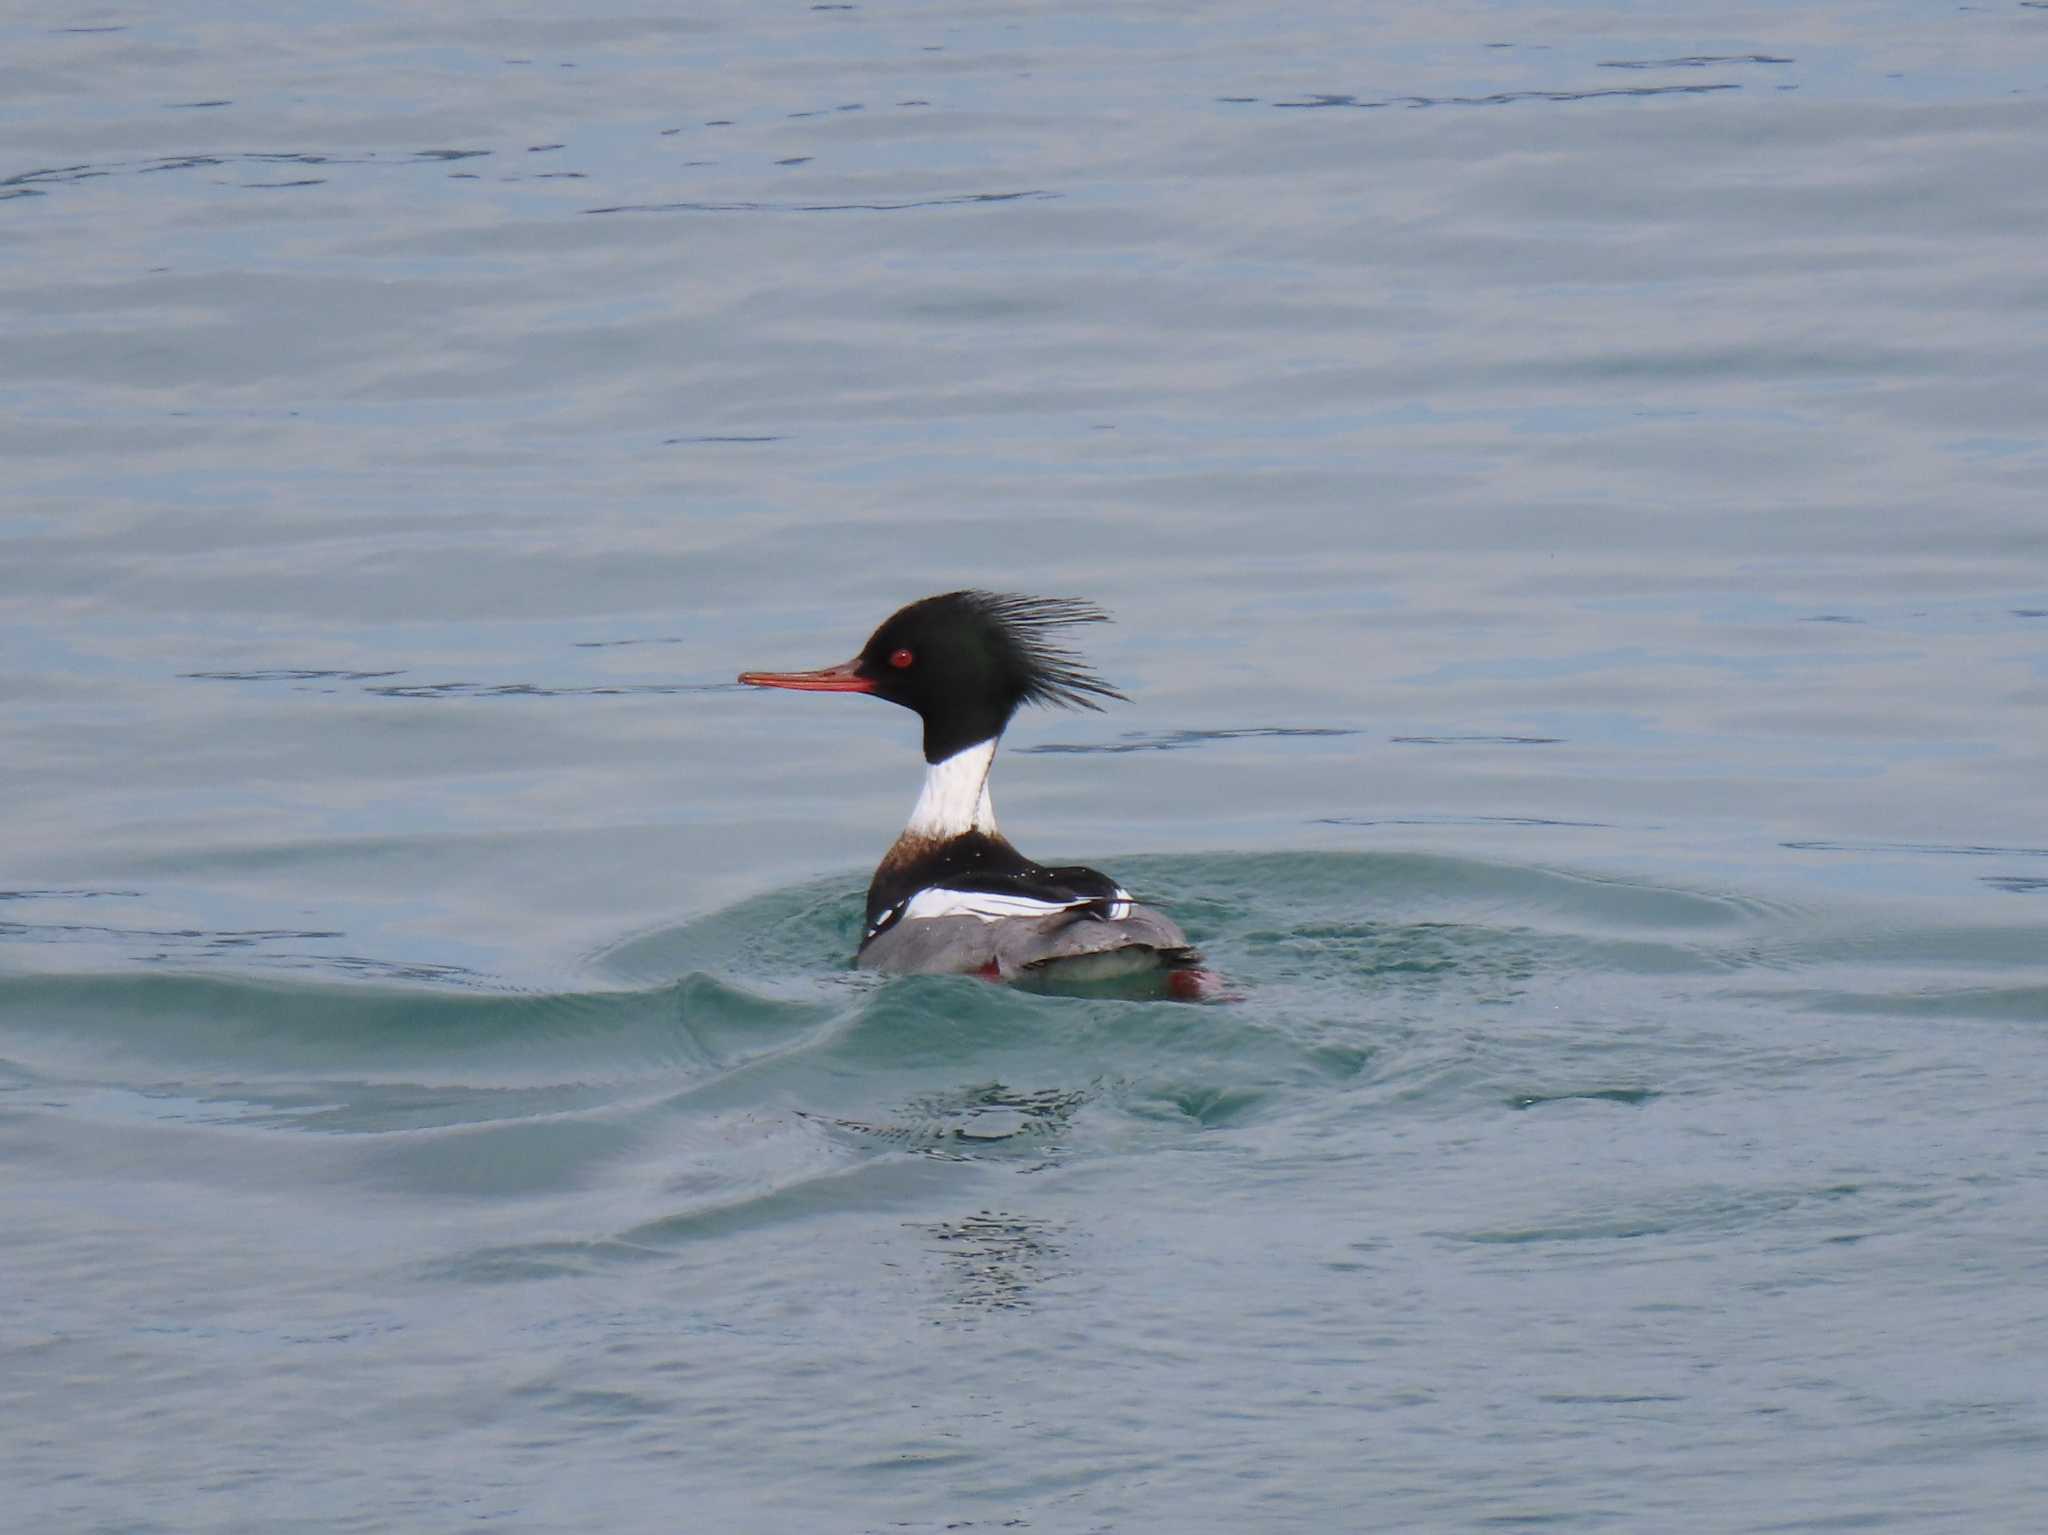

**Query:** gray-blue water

left=5, top=3, right=2047, bottom=1529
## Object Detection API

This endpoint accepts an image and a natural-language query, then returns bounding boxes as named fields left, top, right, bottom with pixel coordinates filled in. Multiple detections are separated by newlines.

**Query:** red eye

left=889, top=647, right=915, bottom=669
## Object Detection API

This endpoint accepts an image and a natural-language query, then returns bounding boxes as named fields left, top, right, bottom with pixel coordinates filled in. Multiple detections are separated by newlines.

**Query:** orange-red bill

left=737, top=658, right=875, bottom=694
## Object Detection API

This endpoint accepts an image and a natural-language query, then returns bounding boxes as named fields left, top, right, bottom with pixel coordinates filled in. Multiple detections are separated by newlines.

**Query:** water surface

left=4, top=2, right=2046, bottom=1529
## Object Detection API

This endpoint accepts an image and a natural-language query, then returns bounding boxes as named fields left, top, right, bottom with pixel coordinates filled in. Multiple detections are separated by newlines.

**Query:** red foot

left=1166, top=968, right=1235, bottom=1003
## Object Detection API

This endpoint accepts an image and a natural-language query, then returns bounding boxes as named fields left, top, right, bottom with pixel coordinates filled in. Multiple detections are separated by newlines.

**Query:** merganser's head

left=740, top=589, right=1126, bottom=761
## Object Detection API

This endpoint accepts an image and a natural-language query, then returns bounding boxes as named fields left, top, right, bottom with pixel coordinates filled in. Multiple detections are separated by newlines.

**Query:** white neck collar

left=903, top=738, right=999, bottom=840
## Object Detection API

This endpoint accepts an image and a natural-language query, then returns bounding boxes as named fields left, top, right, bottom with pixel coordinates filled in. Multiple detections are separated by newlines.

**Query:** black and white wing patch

left=863, top=867, right=1134, bottom=943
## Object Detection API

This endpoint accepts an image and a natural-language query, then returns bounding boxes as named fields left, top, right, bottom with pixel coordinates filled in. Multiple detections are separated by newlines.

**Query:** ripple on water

left=10, top=849, right=2025, bottom=1292
left=0, top=851, right=1802, bottom=1120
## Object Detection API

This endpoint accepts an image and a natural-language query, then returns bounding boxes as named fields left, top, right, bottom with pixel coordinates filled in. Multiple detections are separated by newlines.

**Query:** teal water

left=6, top=1, right=2048, bottom=1530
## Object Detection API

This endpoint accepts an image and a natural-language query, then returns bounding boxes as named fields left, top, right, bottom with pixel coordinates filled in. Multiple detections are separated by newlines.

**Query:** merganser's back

left=739, top=590, right=1203, bottom=986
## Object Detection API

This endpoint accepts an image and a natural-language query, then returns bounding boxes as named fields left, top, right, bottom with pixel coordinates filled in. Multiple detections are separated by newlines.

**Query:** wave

left=3, top=852, right=2038, bottom=1256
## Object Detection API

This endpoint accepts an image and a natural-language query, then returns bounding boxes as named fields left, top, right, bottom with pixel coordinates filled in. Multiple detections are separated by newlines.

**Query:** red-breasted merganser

left=740, top=590, right=1204, bottom=987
